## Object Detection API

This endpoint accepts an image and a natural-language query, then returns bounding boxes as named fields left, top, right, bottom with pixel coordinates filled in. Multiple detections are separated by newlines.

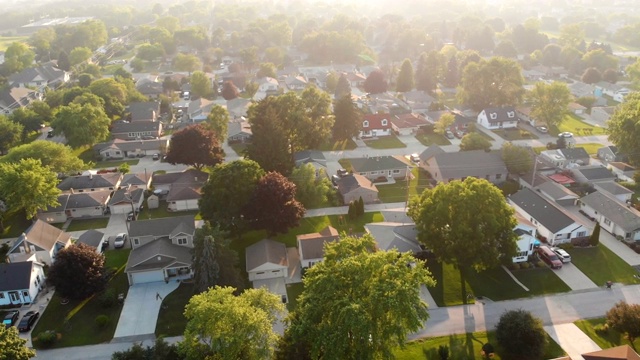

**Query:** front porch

left=164, top=266, right=193, bottom=282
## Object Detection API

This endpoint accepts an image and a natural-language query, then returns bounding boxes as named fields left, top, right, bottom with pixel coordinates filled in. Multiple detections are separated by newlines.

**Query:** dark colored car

left=47, top=130, right=54, bottom=138
left=3, top=310, right=19, bottom=329
left=337, top=169, right=349, bottom=177
left=101, top=238, right=109, bottom=251
left=331, top=175, right=340, bottom=186
left=17, top=311, right=39, bottom=332
left=537, top=245, right=563, bottom=269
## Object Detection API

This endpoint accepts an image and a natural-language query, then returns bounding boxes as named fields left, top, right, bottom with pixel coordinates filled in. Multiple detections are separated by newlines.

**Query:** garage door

left=110, top=205, right=131, bottom=214
left=130, top=271, right=165, bottom=284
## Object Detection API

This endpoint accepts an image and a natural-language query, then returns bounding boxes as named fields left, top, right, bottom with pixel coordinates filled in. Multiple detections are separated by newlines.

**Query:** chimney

left=70, top=188, right=74, bottom=194
left=89, top=173, right=93, bottom=180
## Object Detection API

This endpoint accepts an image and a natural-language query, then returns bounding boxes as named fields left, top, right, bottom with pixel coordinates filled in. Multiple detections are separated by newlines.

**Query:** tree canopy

left=459, top=132, right=491, bottom=151
left=204, top=105, right=229, bottom=144
left=2, top=42, right=35, bottom=75
left=180, top=287, right=285, bottom=360
left=0, top=159, right=60, bottom=219
left=221, top=81, right=239, bottom=100
left=289, top=234, right=434, bottom=360
left=457, top=57, right=524, bottom=111
left=607, top=93, right=640, bottom=166
left=2, top=141, right=87, bottom=174
left=332, top=95, right=361, bottom=141
left=527, top=81, right=572, bottom=128
left=47, top=243, right=107, bottom=300
left=190, top=71, right=213, bottom=99
left=192, top=223, right=243, bottom=294
left=496, top=309, right=548, bottom=360
left=51, top=103, right=111, bottom=148
left=0, top=326, right=36, bottom=360
left=290, top=164, right=335, bottom=208
left=165, top=124, right=225, bottom=170
left=363, top=69, right=388, bottom=94
left=607, top=301, right=640, bottom=350
left=396, top=59, right=414, bottom=92
left=0, top=116, right=23, bottom=154
left=501, top=143, right=533, bottom=175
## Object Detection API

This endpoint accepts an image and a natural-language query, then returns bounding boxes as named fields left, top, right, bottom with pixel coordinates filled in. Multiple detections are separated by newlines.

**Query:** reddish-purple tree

left=221, top=81, right=240, bottom=100
left=165, top=124, right=225, bottom=170
left=363, top=69, right=388, bottom=94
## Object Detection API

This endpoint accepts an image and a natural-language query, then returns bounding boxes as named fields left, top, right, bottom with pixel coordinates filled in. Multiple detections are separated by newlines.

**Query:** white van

left=183, top=91, right=190, bottom=100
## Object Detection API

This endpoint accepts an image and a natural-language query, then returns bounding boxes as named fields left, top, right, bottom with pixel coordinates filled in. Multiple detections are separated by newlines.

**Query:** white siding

left=129, top=270, right=165, bottom=285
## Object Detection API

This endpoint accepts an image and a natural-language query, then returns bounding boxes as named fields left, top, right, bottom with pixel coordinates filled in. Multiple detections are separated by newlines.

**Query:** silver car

left=553, top=248, right=572, bottom=263
left=114, top=233, right=127, bottom=249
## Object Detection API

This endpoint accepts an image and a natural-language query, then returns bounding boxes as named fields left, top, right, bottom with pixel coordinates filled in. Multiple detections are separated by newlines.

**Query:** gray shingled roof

left=0, top=262, right=34, bottom=291
left=429, top=150, right=507, bottom=180
left=294, top=150, right=326, bottom=167
left=66, top=191, right=111, bottom=208
left=111, top=121, right=161, bottom=134
left=42, top=193, right=69, bottom=212
left=166, top=185, right=202, bottom=202
left=121, top=173, right=152, bottom=187
left=58, top=173, right=121, bottom=191
left=129, top=102, right=160, bottom=121
left=536, top=181, right=579, bottom=201
left=419, top=145, right=446, bottom=162
left=559, top=147, right=590, bottom=161
left=152, top=170, right=208, bottom=187
left=109, top=188, right=144, bottom=206
left=96, top=139, right=166, bottom=153
left=77, top=229, right=104, bottom=248
left=126, top=237, right=192, bottom=272
left=595, top=181, right=634, bottom=196
left=509, top=188, right=577, bottom=233
left=10, top=220, right=71, bottom=254
left=575, top=166, right=615, bottom=181
left=128, top=215, right=196, bottom=238
left=349, top=156, right=409, bottom=173
left=337, top=174, right=377, bottom=195
left=297, top=226, right=339, bottom=260
left=8, top=64, right=65, bottom=84
left=245, top=239, right=287, bottom=272
left=581, top=191, right=640, bottom=231
left=481, top=106, right=517, bottom=123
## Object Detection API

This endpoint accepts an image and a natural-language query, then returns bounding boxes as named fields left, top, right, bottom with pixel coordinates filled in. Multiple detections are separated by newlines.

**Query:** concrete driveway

left=113, top=281, right=179, bottom=340
left=544, top=323, right=601, bottom=360
left=553, top=263, right=598, bottom=290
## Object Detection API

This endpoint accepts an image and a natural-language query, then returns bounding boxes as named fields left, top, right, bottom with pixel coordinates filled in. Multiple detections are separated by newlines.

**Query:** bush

left=509, top=263, right=521, bottom=271
left=521, top=262, right=531, bottom=269
left=36, top=330, right=58, bottom=348
left=536, top=260, right=546, bottom=268
left=558, top=243, right=574, bottom=250
left=95, top=314, right=110, bottom=328
left=594, top=323, right=609, bottom=335
left=99, top=289, right=117, bottom=308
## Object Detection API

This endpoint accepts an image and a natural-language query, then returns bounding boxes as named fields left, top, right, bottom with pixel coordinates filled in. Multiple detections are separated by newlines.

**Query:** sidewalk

left=554, top=263, right=598, bottom=291
left=304, top=202, right=406, bottom=217
left=544, top=323, right=601, bottom=360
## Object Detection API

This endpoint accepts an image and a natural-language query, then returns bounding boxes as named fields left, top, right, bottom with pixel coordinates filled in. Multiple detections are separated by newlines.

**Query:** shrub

left=509, top=263, right=521, bottom=271
left=519, top=130, right=530, bottom=138
left=99, top=289, right=117, bottom=308
left=36, top=330, right=58, bottom=348
left=558, top=243, right=574, bottom=250
left=521, top=262, right=531, bottom=269
left=437, top=345, right=450, bottom=360
left=95, top=314, right=110, bottom=328
left=536, top=260, right=546, bottom=268
left=594, top=323, right=609, bottom=335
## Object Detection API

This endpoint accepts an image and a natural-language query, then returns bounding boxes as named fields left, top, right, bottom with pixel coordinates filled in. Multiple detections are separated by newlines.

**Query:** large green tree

left=332, top=95, right=360, bottom=141
left=527, top=81, right=572, bottom=128
left=179, top=287, right=285, bottom=360
left=607, top=301, right=640, bottom=350
left=457, top=57, right=524, bottom=111
left=10, top=108, right=44, bottom=139
left=2, top=141, right=87, bottom=173
left=51, top=103, right=111, bottom=148
left=165, top=124, right=224, bottom=170
left=0, top=159, right=60, bottom=219
left=495, top=309, right=548, bottom=360
left=173, top=53, right=202, bottom=72
left=88, top=78, right=129, bottom=118
left=204, top=105, right=229, bottom=144
left=199, top=160, right=265, bottom=231
left=0, top=326, right=36, bottom=360
left=290, top=234, right=434, bottom=360
left=290, top=164, right=335, bottom=208
left=189, top=71, right=212, bottom=99
left=68, top=47, right=92, bottom=66
left=0, top=116, right=23, bottom=154
left=192, top=223, right=243, bottom=293
left=607, top=93, right=640, bottom=166
left=408, top=177, right=518, bottom=299
left=415, top=50, right=444, bottom=94
left=334, top=74, right=351, bottom=99
left=47, top=243, right=107, bottom=300
left=459, top=132, right=491, bottom=151
left=2, top=42, right=35, bottom=75
left=396, top=58, right=414, bottom=92
left=501, top=143, right=533, bottom=175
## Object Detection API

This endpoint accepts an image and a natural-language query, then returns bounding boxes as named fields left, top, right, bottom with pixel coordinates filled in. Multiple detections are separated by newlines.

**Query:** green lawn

left=73, top=146, right=95, bottom=164
left=0, top=210, right=33, bottom=238
left=364, top=135, right=407, bottom=149
left=136, top=203, right=200, bottom=221
left=574, top=318, right=640, bottom=350
left=492, top=128, right=539, bottom=140
left=554, top=114, right=607, bottom=136
left=155, top=283, right=194, bottom=337
left=286, top=283, right=304, bottom=312
left=94, top=159, right=139, bottom=169
left=230, top=143, right=248, bottom=157
left=32, top=250, right=131, bottom=348
left=0, top=36, right=28, bottom=51
left=338, top=158, right=353, bottom=172
left=395, top=331, right=565, bottom=360
left=66, top=218, right=110, bottom=232
left=579, top=143, right=605, bottom=155
left=567, top=245, right=640, bottom=286
left=425, top=261, right=570, bottom=306
left=315, top=139, right=358, bottom=151
left=414, top=133, right=451, bottom=146
left=377, top=167, right=432, bottom=203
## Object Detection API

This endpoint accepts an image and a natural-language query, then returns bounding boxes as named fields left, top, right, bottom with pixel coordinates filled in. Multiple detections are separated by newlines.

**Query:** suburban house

left=360, top=113, right=392, bottom=138
left=582, top=345, right=640, bottom=360
left=294, top=150, right=327, bottom=177
left=390, top=113, right=429, bottom=135
left=136, top=81, right=163, bottom=99
left=0, top=262, right=46, bottom=306
left=598, top=146, right=626, bottom=163
left=37, top=194, right=69, bottom=223
left=77, top=229, right=106, bottom=253
left=516, top=106, right=545, bottom=127
left=594, top=81, right=631, bottom=102
left=580, top=191, right=640, bottom=241
left=365, top=224, right=423, bottom=253
left=593, top=181, right=634, bottom=203
left=508, top=188, right=590, bottom=245
left=226, top=98, right=251, bottom=119
left=120, top=172, right=153, bottom=191
left=93, top=138, right=168, bottom=160
left=64, top=190, right=112, bottom=218
left=539, top=147, right=590, bottom=169
left=337, top=174, right=379, bottom=204
left=245, top=239, right=289, bottom=303
left=57, top=173, right=122, bottom=193
left=568, top=81, right=596, bottom=98
left=0, top=87, right=42, bottom=115
left=297, top=226, right=340, bottom=269
left=227, top=120, right=252, bottom=143
left=8, top=63, right=69, bottom=90
left=513, top=213, right=538, bottom=263
left=476, top=107, right=518, bottom=130
left=589, top=106, right=615, bottom=127
left=419, top=146, right=508, bottom=184
left=125, top=215, right=196, bottom=285
left=608, top=162, right=636, bottom=183
left=7, top=220, right=72, bottom=265
left=186, top=98, right=216, bottom=122
left=108, top=188, right=144, bottom=214
left=253, top=77, right=280, bottom=100
left=568, top=102, right=587, bottom=115
left=348, top=156, right=410, bottom=181
left=110, top=121, right=162, bottom=140
left=401, top=90, right=435, bottom=113
left=129, top=101, right=160, bottom=122
left=283, top=75, right=308, bottom=91
left=535, top=181, right=579, bottom=206
left=571, top=166, right=616, bottom=184
left=152, top=170, right=208, bottom=211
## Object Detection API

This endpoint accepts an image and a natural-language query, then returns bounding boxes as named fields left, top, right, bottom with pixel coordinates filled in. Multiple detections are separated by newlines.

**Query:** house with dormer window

left=477, top=106, right=518, bottom=130
left=125, top=215, right=197, bottom=285
left=360, top=113, right=392, bottom=138
left=7, top=220, right=72, bottom=265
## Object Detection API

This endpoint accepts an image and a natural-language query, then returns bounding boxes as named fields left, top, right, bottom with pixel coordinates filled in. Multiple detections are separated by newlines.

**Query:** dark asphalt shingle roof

left=126, top=237, right=193, bottom=272
left=559, top=147, right=590, bottom=161
left=574, top=166, right=616, bottom=181
left=77, top=229, right=104, bottom=248
left=66, top=191, right=111, bottom=208
left=109, top=188, right=144, bottom=206
left=129, top=102, right=160, bottom=121
left=337, top=174, right=377, bottom=195
left=245, top=239, right=288, bottom=272
left=581, top=191, right=640, bottom=232
left=349, top=156, right=409, bottom=173
left=128, top=215, right=196, bottom=238
left=428, top=150, right=507, bottom=180
left=509, top=188, right=577, bottom=233
left=0, top=262, right=34, bottom=291
left=111, top=121, right=161, bottom=134
left=58, top=173, right=121, bottom=191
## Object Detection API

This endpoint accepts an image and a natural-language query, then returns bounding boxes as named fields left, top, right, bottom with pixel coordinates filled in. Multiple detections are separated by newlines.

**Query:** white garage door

left=110, top=204, right=131, bottom=214
left=130, top=271, right=165, bottom=284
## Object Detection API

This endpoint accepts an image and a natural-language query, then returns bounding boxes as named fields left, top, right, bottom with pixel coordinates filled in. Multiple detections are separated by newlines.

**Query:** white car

left=558, top=132, right=574, bottom=138
left=410, top=153, right=420, bottom=163
left=553, top=248, right=572, bottom=263
left=535, top=126, right=548, bottom=133
left=114, top=233, right=127, bottom=249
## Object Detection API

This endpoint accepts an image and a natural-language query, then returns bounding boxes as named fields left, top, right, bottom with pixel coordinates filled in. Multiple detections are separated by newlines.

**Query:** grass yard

left=492, top=128, right=538, bottom=140
left=0, top=210, right=33, bottom=238
left=32, top=250, right=130, bottom=348
left=377, top=167, right=432, bottom=203
left=414, top=133, right=451, bottom=146
left=512, top=268, right=571, bottom=295
left=395, top=331, right=565, bottom=360
left=94, top=159, right=139, bottom=169
left=0, top=36, right=28, bottom=51
left=315, top=139, right=358, bottom=151
left=73, top=146, right=95, bottom=164
left=338, top=158, right=353, bottom=172
left=155, top=283, right=194, bottom=337
left=136, top=205, right=200, bottom=220
left=554, top=114, right=607, bottom=136
left=364, top=135, right=407, bottom=149
left=574, top=318, right=640, bottom=350
left=286, top=283, right=305, bottom=312
left=66, top=217, right=110, bottom=232
left=230, top=143, right=248, bottom=157
left=567, top=245, right=640, bottom=286
left=579, top=143, right=605, bottom=155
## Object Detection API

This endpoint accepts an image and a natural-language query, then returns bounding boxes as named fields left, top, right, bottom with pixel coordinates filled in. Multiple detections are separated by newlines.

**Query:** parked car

left=445, top=130, right=455, bottom=139
left=331, top=175, right=340, bottom=186
left=537, top=245, right=563, bottom=269
left=47, top=130, right=54, bottom=138
left=454, top=130, right=464, bottom=139
left=410, top=153, right=420, bottom=163
left=17, top=311, right=39, bottom=332
left=553, top=248, right=572, bottom=263
left=3, top=311, right=19, bottom=329
left=337, top=169, right=349, bottom=177
left=558, top=132, right=574, bottom=138
left=152, top=153, right=160, bottom=161
left=114, top=233, right=127, bottom=248
left=101, top=239, right=109, bottom=251
left=535, top=126, right=548, bottom=133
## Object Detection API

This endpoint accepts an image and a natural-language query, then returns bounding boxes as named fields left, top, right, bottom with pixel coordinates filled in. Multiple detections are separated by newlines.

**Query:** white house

left=7, top=220, right=72, bottom=265
left=593, top=181, right=634, bottom=203
left=245, top=239, right=289, bottom=303
left=297, top=226, right=340, bottom=269
left=513, top=214, right=538, bottom=263
left=57, top=173, right=122, bottom=194
left=477, top=107, right=518, bottom=130
left=360, top=113, right=392, bottom=138
left=579, top=191, right=640, bottom=241
left=108, top=188, right=144, bottom=214
left=152, top=170, right=208, bottom=212
left=0, top=261, right=45, bottom=306
left=253, top=77, right=280, bottom=100
left=509, top=188, right=591, bottom=245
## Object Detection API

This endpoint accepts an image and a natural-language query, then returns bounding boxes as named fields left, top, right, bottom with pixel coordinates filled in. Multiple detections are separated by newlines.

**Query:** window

left=177, top=237, right=188, bottom=245
left=363, top=120, right=369, bottom=127
left=517, top=251, right=528, bottom=257
left=490, top=112, right=498, bottom=120
left=393, top=169, right=400, bottom=174
left=0, top=293, right=4, bottom=299
left=381, top=119, right=388, bottom=126
left=496, top=174, right=502, bottom=180
left=604, top=218, right=611, bottom=226
left=626, top=233, right=632, bottom=238
left=577, top=231, right=586, bottom=237
left=9, top=292, right=19, bottom=302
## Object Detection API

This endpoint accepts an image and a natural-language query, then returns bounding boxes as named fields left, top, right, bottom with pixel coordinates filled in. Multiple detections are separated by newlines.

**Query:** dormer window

left=381, top=119, right=388, bottom=126
left=490, top=112, right=498, bottom=120
left=507, top=111, right=515, bottom=118
left=363, top=120, right=369, bottom=127
left=177, top=237, right=187, bottom=245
